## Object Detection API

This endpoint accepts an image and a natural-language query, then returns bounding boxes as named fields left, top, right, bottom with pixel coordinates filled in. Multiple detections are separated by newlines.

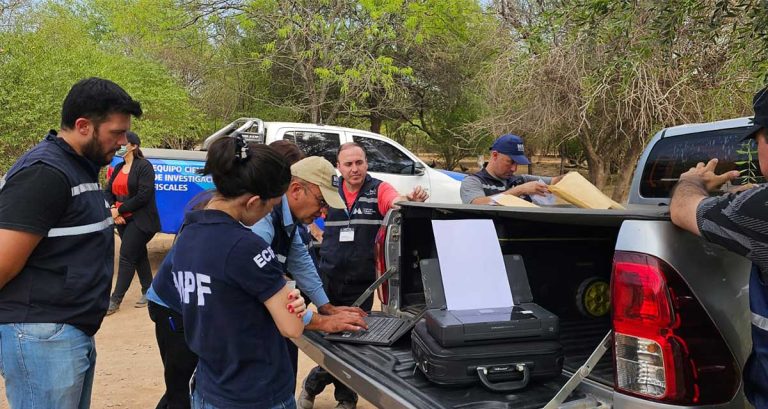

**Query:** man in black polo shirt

left=670, top=87, right=768, bottom=408
left=0, top=78, right=142, bottom=408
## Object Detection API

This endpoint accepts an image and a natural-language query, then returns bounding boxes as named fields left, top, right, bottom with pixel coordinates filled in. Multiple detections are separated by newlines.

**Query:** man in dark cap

left=460, top=133, right=561, bottom=204
left=670, top=86, right=768, bottom=408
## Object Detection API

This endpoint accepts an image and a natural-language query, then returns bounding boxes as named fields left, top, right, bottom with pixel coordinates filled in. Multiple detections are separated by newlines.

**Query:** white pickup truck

left=293, top=116, right=757, bottom=408
left=120, top=118, right=462, bottom=233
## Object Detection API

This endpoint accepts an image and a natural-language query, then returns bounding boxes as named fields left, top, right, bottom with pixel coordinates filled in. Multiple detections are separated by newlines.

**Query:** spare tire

left=575, top=277, right=610, bottom=318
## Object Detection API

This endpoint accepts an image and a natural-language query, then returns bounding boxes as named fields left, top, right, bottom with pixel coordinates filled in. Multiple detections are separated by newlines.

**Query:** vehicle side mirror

left=414, top=162, right=426, bottom=176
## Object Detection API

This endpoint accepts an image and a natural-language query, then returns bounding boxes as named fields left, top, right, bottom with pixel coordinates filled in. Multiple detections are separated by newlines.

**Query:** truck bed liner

left=296, top=319, right=611, bottom=409
left=560, top=320, right=613, bottom=384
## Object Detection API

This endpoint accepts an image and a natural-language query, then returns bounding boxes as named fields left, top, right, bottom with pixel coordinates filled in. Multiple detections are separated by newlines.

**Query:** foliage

left=4, top=0, right=768, bottom=180
left=735, top=140, right=762, bottom=185
left=485, top=0, right=765, bottom=201
left=180, top=0, right=501, bottom=169
left=0, top=1, right=207, bottom=173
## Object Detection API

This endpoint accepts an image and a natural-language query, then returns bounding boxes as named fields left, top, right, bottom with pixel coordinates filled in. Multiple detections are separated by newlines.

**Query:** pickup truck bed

left=295, top=319, right=611, bottom=409
left=295, top=204, right=678, bottom=408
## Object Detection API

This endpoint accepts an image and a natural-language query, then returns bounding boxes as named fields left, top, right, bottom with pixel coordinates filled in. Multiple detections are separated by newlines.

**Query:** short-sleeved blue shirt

left=171, top=209, right=292, bottom=408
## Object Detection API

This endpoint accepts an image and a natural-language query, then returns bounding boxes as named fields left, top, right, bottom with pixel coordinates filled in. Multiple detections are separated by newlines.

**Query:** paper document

left=494, top=194, right=539, bottom=208
left=549, top=171, right=626, bottom=210
left=431, top=219, right=514, bottom=310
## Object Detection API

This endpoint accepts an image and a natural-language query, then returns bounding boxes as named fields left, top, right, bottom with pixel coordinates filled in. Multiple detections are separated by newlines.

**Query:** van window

left=353, top=135, right=416, bottom=175
left=640, top=127, right=764, bottom=198
left=283, top=131, right=340, bottom=164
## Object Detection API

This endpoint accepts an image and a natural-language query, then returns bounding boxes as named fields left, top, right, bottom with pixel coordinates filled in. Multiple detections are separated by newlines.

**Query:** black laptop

left=324, top=266, right=426, bottom=346
left=324, top=311, right=425, bottom=346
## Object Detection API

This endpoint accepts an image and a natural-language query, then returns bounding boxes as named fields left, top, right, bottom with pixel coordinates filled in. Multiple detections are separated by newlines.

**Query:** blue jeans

left=191, top=388, right=296, bottom=409
left=0, top=323, right=97, bottom=409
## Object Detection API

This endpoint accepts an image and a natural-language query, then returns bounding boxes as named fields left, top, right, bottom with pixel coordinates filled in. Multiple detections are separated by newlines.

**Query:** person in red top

left=299, top=142, right=428, bottom=409
left=104, top=131, right=160, bottom=315
left=339, top=170, right=405, bottom=215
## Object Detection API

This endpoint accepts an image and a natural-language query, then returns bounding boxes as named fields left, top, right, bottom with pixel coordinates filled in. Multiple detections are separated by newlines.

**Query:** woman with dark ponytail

left=147, top=136, right=306, bottom=409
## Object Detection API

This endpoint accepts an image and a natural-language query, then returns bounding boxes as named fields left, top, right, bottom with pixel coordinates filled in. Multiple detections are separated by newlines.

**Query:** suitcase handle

left=476, top=363, right=530, bottom=392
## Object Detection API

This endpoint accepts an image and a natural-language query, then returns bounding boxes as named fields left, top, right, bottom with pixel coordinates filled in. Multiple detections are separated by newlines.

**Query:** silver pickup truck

left=294, top=117, right=756, bottom=408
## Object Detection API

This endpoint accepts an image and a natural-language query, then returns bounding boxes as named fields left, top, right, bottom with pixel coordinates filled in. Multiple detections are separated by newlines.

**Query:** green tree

left=484, top=0, right=762, bottom=201
left=394, top=0, right=499, bottom=169
left=229, top=0, right=415, bottom=126
left=0, top=2, right=206, bottom=173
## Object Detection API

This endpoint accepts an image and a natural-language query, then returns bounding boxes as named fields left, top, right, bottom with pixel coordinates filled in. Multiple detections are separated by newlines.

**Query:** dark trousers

left=286, top=337, right=299, bottom=379
left=112, top=222, right=155, bottom=302
left=148, top=302, right=198, bottom=409
left=303, top=278, right=374, bottom=403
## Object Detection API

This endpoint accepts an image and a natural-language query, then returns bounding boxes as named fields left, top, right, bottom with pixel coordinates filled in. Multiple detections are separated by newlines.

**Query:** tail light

left=611, top=251, right=738, bottom=404
left=374, top=226, right=389, bottom=305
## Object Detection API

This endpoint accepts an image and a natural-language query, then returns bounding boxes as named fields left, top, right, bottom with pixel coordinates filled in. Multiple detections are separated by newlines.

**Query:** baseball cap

left=291, top=156, right=345, bottom=209
left=490, top=134, right=531, bottom=165
left=126, top=131, right=141, bottom=146
left=740, top=86, right=768, bottom=141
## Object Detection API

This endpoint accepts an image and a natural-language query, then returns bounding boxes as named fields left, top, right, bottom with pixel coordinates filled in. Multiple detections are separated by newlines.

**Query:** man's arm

left=460, top=175, right=551, bottom=205
left=286, top=232, right=366, bottom=317
left=670, top=179, right=709, bottom=236
left=285, top=229, right=330, bottom=307
left=670, top=159, right=740, bottom=236
left=377, top=182, right=427, bottom=214
left=0, top=165, right=71, bottom=290
left=0, top=230, right=42, bottom=289
left=503, top=181, right=550, bottom=198
left=460, top=176, right=488, bottom=204
left=397, top=185, right=429, bottom=203
left=305, top=310, right=368, bottom=333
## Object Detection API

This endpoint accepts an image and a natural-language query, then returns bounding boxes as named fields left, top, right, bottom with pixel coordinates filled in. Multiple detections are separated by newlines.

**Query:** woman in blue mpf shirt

left=170, top=136, right=307, bottom=409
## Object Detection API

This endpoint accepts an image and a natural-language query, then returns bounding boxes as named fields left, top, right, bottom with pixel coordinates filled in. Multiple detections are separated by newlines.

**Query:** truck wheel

left=576, top=277, right=610, bottom=318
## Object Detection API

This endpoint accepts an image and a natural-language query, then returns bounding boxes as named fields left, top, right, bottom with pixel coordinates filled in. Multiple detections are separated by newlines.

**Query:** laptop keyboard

left=337, top=315, right=404, bottom=344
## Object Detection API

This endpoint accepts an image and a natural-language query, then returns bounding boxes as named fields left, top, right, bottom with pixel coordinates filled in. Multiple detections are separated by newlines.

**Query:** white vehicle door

left=348, top=133, right=431, bottom=198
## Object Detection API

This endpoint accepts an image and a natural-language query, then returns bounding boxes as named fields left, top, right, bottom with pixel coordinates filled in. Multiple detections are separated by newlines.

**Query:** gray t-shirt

left=459, top=173, right=552, bottom=204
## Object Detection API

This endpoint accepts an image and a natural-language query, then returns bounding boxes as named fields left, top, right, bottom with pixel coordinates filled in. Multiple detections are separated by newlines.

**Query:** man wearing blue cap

left=670, top=86, right=768, bottom=408
left=460, top=133, right=561, bottom=204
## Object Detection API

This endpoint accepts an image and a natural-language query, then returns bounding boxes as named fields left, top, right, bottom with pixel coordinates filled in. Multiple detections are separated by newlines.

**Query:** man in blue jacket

left=252, top=156, right=368, bottom=378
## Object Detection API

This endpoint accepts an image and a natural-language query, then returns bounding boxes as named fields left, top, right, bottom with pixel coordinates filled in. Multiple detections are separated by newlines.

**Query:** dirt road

left=0, top=234, right=375, bottom=409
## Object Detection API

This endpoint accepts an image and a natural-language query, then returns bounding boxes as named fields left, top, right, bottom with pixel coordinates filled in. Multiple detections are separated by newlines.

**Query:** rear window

left=640, top=127, right=764, bottom=198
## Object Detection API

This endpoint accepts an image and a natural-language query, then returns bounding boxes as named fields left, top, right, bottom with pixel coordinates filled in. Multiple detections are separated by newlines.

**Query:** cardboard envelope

left=494, top=194, right=540, bottom=208
left=548, top=171, right=626, bottom=210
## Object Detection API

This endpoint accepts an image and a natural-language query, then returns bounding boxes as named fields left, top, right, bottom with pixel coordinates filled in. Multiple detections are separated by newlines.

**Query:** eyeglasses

left=301, top=184, right=328, bottom=209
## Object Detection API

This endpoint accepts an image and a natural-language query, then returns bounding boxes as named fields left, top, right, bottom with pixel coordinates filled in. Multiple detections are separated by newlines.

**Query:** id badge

left=340, top=227, right=355, bottom=242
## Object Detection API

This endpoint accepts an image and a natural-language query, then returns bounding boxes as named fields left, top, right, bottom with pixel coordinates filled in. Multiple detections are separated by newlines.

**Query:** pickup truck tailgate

left=294, top=328, right=609, bottom=409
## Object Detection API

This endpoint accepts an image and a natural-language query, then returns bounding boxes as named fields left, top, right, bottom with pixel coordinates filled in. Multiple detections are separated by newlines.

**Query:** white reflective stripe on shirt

left=752, top=312, right=768, bottom=332
left=47, top=216, right=114, bottom=237
left=324, top=219, right=383, bottom=227
left=71, top=183, right=101, bottom=196
left=358, top=197, right=378, bottom=203
left=351, top=219, right=382, bottom=225
left=481, top=184, right=505, bottom=191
